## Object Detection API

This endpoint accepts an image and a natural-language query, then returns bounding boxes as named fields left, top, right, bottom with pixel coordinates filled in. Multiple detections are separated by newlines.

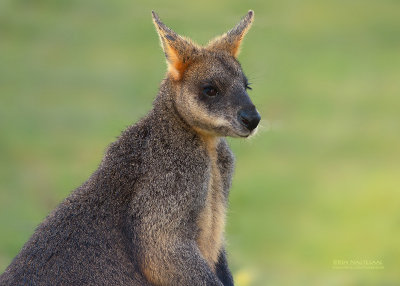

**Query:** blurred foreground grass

left=1, top=0, right=400, bottom=285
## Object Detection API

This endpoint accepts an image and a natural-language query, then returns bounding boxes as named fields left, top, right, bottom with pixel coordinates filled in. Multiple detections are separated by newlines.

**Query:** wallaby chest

left=196, top=137, right=227, bottom=271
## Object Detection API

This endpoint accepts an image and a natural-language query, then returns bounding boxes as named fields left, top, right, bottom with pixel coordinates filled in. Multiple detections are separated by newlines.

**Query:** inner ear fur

left=206, top=10, right=254, bottom=58
left=152, top=11, right=199, bottom=81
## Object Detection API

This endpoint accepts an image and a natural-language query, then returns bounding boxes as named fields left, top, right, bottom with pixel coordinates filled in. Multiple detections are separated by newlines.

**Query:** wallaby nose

left=238, top=109, right=261, bottom=131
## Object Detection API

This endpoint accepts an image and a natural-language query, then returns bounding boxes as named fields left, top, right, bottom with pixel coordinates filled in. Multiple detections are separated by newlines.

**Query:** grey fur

left=0, top=11, right=258, bottom=286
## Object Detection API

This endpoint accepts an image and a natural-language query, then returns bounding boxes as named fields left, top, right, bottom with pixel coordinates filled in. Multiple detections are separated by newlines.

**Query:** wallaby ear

left=207, top=10, right=254, bottom=58
left=152, top=11, right=199, bottom=81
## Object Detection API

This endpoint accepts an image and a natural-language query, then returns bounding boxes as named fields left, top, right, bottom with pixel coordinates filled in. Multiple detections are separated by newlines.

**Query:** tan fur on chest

left=196, top=136, right=226, bottom=271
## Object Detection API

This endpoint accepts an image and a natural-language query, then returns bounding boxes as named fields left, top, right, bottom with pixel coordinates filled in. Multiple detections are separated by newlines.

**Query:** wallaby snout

left=238, top=108, right=261, bottom=132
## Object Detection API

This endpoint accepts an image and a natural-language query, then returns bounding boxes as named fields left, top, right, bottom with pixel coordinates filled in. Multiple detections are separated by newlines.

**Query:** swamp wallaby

left=0, top=10, right=260, bottom=286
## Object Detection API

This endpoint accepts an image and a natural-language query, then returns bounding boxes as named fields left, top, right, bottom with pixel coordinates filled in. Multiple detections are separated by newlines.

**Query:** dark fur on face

left=176, top=51, right=257, bottom=137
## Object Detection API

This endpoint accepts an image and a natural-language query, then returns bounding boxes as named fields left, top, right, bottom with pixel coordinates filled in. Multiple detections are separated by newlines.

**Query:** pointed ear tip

left=151, top=10, right=160, bottom=22
left=247, top=10, right=254, bottom=20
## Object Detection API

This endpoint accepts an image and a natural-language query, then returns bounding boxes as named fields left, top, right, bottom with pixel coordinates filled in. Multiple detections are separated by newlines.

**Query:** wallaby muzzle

left=237, top=108, right=261, bottom=131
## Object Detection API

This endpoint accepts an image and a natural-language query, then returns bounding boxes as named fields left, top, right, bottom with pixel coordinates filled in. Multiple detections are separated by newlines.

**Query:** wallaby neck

left=152, top=78, right=191, bottom=131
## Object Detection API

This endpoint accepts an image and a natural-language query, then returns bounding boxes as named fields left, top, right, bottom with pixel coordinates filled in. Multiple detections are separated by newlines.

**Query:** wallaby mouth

left=237, top=108, right=261, bottom=132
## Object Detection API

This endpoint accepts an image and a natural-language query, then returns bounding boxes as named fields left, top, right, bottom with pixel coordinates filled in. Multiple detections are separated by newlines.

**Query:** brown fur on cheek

left=174, top=85, right=230, bottom=135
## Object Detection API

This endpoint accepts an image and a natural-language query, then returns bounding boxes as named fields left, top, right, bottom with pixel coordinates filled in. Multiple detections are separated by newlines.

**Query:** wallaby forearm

left=215, top=249, right=234, bottom=286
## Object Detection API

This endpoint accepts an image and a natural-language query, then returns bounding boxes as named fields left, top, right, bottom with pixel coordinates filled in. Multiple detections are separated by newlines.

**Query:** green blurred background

left=1, top=0, right=399, bottom=285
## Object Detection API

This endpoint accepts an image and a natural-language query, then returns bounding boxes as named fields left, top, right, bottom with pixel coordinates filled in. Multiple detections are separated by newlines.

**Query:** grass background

left=1, top=0, right=400, bottom=285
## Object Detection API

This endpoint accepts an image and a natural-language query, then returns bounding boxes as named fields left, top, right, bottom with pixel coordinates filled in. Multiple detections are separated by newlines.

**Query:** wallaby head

left=152, top=11, right=261, bottom=138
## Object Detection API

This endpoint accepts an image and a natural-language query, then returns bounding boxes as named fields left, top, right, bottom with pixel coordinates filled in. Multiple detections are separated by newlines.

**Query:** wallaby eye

left=203, top=85, right=219, bottom=97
